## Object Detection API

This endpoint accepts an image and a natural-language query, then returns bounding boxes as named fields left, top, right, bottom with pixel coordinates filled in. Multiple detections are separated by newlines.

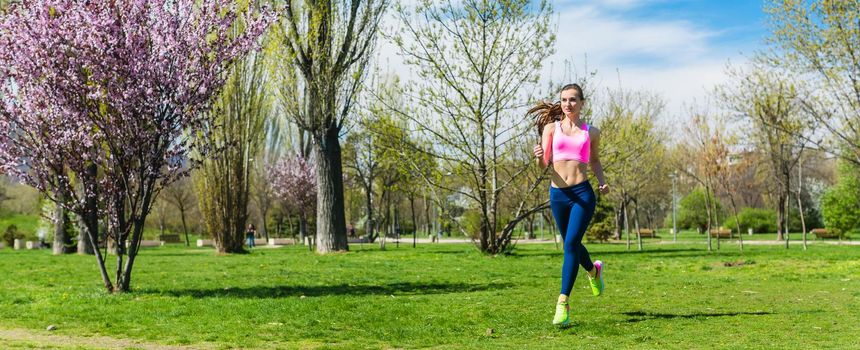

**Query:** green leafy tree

left=718, top=63, right=807, bottom=246
left=195, top=42, right=272, bottom=254
left=274, top=0, right=389, bottom=253
left=821, top=160, right=860, bottom=236
left=765, top=0, right=860, bottom=166
left=389, top=0, right=555, bottom=254
left=599, top=87, right=667, bottom=251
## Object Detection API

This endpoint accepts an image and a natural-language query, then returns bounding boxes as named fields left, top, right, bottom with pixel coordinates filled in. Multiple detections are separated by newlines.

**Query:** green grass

left=0, top=242, right=858, bottom=349
left=619, top=229, right=856, bottom=243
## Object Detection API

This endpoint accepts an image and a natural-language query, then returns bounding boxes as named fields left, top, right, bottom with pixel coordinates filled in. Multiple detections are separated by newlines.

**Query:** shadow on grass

left=622, top=310, right=773, bottom=323
left=139, top=281, right=512, bottom=299
left=509, top=247, right=707, bottom=259
left=597, top=248, right=705, bottom=256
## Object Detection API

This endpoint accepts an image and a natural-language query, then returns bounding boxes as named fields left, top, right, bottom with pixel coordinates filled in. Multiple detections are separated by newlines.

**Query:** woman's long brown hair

left=528, top=84, right=585, bottom=138
left=527, top=101, right=562, bottom=138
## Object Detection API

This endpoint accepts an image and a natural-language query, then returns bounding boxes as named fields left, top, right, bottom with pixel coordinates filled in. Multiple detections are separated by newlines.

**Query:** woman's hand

left=533, top=144, right=544, bottom=159
left=598, top=183, right=610, bottom=194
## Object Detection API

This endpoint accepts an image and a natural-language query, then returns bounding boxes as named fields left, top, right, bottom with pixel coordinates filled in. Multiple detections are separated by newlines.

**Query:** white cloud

left=373, top=0, right=752, bottom=129
left=553, top=5, right=714, bottom=63
left=546, top=3, right=748, bottom=123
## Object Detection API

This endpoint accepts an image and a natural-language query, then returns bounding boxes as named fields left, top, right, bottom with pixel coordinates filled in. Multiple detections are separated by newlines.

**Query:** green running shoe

left=588, top=260, right=604, bottom=296
left=552, top=301, right=569, bottom=326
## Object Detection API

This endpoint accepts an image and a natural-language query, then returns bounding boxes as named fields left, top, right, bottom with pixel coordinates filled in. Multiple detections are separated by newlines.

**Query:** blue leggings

left=550, top=181, right=596, bottom=296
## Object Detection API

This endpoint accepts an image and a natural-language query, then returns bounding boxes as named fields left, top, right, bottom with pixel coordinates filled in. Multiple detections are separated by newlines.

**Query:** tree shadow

left=506, top=251, right=563, bottom=258
left=622, top=310, right=773, bottom=323
left=596, top=248, right=704, bottom=256
left=138, top=281, right=512, bottom=299
left=508, top=247, right=706, bottom=259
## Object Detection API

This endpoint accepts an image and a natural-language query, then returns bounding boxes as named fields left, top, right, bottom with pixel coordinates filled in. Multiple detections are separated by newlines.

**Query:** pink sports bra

left=551, top=121, right=590, bottom=163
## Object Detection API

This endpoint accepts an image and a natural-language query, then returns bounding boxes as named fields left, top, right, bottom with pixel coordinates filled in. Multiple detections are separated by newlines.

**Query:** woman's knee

left=563, top=240, right=582, bottom=253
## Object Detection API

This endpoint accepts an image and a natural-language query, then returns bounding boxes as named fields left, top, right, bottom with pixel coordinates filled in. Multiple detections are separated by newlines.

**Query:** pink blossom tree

left=0, top=0, right=270, bottom=292
left=271, top=155, right=317, bottom=246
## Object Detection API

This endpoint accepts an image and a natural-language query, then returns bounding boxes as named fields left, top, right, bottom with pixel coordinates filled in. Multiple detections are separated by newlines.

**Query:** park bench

left=196, top=239, right=215, bottom=247
left=348, top=237, right=369, bottom=244
left=709, top=228, right=732, bottom=238
left=811, top=228, right=840, bottom=239
left=126, top=240, right=163, bottom=248
left=267, top=238, right=296, bottom=246
left=637, top=228, right=657, bottom=238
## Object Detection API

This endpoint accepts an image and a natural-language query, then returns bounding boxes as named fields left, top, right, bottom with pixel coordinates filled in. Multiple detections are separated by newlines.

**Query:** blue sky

left=377, top=0, right=772, bottom=123
left=549, top=0, right=770, bottom=118
left=563, top=0, right=767, bottom=67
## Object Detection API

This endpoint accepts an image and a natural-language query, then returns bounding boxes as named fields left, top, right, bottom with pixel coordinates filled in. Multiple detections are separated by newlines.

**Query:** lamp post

left=670, top=171, right=677, bottom=242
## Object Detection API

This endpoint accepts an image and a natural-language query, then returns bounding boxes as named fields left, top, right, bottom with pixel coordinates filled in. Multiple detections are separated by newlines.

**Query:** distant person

left=246, top=224, right=256, bottom=248
left=348, top=224, right=356, bottom=237
left=530, top=83, right=609, bottom=327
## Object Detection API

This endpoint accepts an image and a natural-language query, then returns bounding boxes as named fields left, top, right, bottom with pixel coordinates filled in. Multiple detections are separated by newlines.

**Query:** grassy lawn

left=0, top=242, right=858, bottom=349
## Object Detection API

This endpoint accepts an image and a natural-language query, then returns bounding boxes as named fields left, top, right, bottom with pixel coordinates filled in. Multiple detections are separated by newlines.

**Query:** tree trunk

left=784, top=191, right=790, bottom=249
left=798, top=157, right=807, bottom=251
left=634, top=199, right=642, bottom=251
left=313, top=127, right=349, bottom=253
left=614, top=206, right=622, bottom=240
left=77, top=213, right=95, bottom=255
left=703, top=185, right=713, bottom=252
left=260, top=207, right=270, bottom=244
left=82, top=209, right=112, bottom=292
left=776, top=193, right=786, bottom=241
left=365, top=182, right=374, bottom=242
left=623, top=196, right=631, bottom=251
left=729, top=196, right=743, bottom=252
left=409, top=193, right=417, bottom=248
left=180, top=209, right=189, bottom=247
left=300, top=213, right=312, bottom=252
left=77, top=165, right=98, bottom=255
left=712, top=188, right=720, bottom=250
left=52, top=189, right=74, bottom=255
left=424, top=192, right=431, bottom=237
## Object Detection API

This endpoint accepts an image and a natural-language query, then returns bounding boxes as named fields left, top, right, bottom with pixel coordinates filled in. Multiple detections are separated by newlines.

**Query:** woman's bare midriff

left=550, top=160, right=589, bottom=188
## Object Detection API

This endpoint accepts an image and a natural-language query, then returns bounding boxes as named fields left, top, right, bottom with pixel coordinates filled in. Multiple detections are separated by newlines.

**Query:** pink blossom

left=271, top=155, right=317, bottom=217
left=0, top=0, right=273, bottom=291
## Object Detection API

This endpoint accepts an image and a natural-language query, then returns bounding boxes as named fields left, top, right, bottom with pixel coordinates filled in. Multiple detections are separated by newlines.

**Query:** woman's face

left=560, top=89, right=583, bottom=117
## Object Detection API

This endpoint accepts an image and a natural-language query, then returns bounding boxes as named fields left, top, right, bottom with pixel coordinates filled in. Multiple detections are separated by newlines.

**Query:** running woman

left=530, top=84, right=609, bottom=326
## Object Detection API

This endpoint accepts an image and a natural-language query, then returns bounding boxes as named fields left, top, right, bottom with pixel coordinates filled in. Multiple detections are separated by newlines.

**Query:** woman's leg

left=550, top=189, right=573, bottom=298
left=560, top=184, right=597, bottom=296
left=550, top=189, right=574, bottom=325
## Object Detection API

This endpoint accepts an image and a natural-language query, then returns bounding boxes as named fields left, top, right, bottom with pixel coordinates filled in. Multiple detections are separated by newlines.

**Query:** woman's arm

left=533, top=123, right=554, bottom=168
left=589, top=127, right=609, bottom=194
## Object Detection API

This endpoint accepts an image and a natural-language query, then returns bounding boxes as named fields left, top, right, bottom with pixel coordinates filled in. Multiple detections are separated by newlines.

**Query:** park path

left=0, top=327, right=213, bottom=350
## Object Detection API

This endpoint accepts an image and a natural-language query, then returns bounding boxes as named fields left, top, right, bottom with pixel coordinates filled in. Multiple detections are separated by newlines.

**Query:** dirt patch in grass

left=0, top=327, right=209, bottom=350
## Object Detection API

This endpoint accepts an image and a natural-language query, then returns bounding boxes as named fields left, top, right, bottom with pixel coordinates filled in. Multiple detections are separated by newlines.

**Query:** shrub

left=587, top=197, right=615, bottom=242
left=722, top=207, right=776, bottom=234
left=822, top=161, right=860, bottom=235
left=677, top=187, right=724, bottom=232
left=2, top=225, right=24, bottom=246
left=587, top=219, right=613, bottom=242
left=459, top=210, right=482, bottom=239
